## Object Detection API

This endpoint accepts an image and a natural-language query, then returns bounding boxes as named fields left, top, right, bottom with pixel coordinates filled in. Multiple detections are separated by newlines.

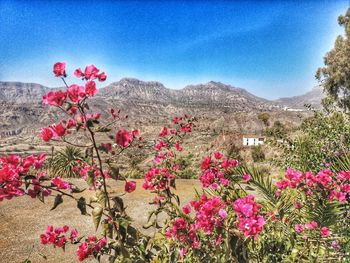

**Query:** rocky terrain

left=0, top=79, right=321, bottom=149
left=275, top=86, right=324, bottom=110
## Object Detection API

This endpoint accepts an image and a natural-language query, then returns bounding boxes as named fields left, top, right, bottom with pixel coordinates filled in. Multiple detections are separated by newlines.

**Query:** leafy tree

left=258, top=112, right=270, bottom=126
left=251, top=145, right=265, bottom=162
left=316, top=8, right=350, bottom=112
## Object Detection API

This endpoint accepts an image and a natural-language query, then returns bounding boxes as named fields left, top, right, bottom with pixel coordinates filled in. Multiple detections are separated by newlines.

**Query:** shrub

left=251, top=145, right=265, bottom=162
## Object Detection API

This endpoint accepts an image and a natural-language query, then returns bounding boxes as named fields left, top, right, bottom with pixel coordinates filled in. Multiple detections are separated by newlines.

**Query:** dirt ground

left=0, top=179, right=201, bottom=263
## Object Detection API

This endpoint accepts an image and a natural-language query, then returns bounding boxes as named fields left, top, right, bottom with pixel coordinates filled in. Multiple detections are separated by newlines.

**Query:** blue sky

left=0, top=0, right=348, bottom=99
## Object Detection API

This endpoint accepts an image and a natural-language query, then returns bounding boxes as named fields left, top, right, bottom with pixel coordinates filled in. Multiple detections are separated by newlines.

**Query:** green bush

left=251, top=145, right=265, bottom=162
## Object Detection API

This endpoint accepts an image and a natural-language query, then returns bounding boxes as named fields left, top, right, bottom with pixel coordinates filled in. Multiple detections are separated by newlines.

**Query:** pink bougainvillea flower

left=98, top=72, right=107, bottom=82
left=41, top=127, right=54, bottom=142
left=53, top=62, right=66, bottom=77
left=201, top=156, right=212, bottom=170
left=43, top=91, right=67, bottom=106
left=51, top=177, right=71, bottom=190
left=85, top=81, right=97, bottom=97
left=68, top=84, right=85, bottom=103
left=53, top=123, right=66, bottom=137
left=237, top=215, right=265, bottom=238
left=214, top=151, right=223, bottom=159
left=218, top=208, right=227, bottom=219
left=233, top=195, right=261, bottom=218
left=159, top=127, right=168, bottom=137
left=115, top=128, right=133, bottom=148
left=175, top=141, right=183, bottom=152
left=84, top=65, right=99, bottom=80
left=305, top=221, right=318, bottom=230
left=74, top=68, right=84, bottom=78
left=320, top=226, right=330, bottom=237
left=243, top=174, right=251, bottom=182
left=182, top=204, right=191, bottom=214
left=294, top=202, right=302, bottom=209
left=294, top=224, right=305, bottom=233
left=70, top=229, right=78, bottom=243
left=125, top=181, right=136, bottom=193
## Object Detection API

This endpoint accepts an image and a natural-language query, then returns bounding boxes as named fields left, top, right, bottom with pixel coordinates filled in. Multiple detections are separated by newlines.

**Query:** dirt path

left=0, top=179, right=201, bottom=263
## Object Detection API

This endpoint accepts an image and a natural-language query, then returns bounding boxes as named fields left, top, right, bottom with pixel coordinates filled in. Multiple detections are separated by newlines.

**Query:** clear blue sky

left=0, top=0, right=348, bottom=99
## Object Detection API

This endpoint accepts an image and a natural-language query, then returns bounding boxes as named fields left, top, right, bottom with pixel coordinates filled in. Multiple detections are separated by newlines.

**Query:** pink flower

left=40, top=225, right=69, bottom=248
left=237, top=216, right=265, bottom=238
left=76, top=242, right=89, bottom=261
left=115, top=128, right=133, bottom=148
left=294, top=202, right=302, bottom=209
left=51, top=177, right=71, bottom=190
left=84, top=65, right=99, bottom=80
left=294, top=224, right=305, bottom=233
left=53, top=62, right=66, bottom=77
left=43, top=91, right=67, bottom=106
left=233, top=195, right=261, bottom=218
left=305, top=221, right=318, bottom=230
left=53, top=123, right=66, bottom=137
left=214, top=152, right=223, bottom=159
left=98, top=72, right=107, bottom=81
left=85, top=81, right=97, bottom=97
left=41, top=127, right=53, bottom=142
left=201, top=156, right=212, bottom=170
left=182, top=204, right=191, bottom=214
left=243, top=174, right=251, bottom=182
left=68, top=85, right=85, bottom=103
left=125, top=181, right=136, bottom=193
left=74, top=68, right=83, bottom=78
left=218, top=208, right=227, bottom=219
left=175, top=141, right=183, bottom=152
left=70, top=229, right=78, bottom=243
left=320, top=226, right=330, bottom=237
left=159, top=127, right=168, bottom=137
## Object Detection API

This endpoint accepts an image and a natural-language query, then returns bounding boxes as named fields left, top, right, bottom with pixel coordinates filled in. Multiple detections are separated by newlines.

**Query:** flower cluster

left=76, top=236, right=107, bottom=261
left=233, top=195, right=265, bottom=238
left=40, top=225, right=78, bottom=248
left=166, top=218, right=200, bottom=250
left=294, top=221, right=331, bottom=238
left=0, top=154, right=45, bottom=201
left=276, top=168, right=350, bottom=203
left=199, top=152, right=238, bottom=188
left=41, top=63, right=108, bottom=142
left=143, top=115, right=194, bottom=192
left=191, top=195, right=227, bottom=235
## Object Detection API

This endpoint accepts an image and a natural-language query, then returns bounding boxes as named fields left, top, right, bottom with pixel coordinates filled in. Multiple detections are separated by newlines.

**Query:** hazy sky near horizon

left=0, top=0, right=349, bottom=99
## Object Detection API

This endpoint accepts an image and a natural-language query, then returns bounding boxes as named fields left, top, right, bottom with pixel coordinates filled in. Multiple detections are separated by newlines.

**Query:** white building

left=242, top=135, right=264, bottom=146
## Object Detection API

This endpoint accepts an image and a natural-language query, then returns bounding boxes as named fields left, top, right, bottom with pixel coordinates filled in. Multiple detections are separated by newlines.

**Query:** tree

left=258, top=112, right=270, bottom=126
left=316, top=8, right=350, bottom=112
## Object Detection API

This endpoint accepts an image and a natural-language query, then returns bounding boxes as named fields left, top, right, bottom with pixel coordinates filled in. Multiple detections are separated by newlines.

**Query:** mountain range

left=0, top=78, right=324, bottom=139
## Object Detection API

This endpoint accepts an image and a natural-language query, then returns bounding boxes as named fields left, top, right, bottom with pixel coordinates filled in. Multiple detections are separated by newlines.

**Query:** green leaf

left=92, top=206, right=103, bottom=230
left=51, top=194, right=63, bottom=211
left=77, top=197, right=88, bottom=215
left=109, top=165, right=119, bottom=180
left=71, top=187, right=86, bottom=193
left=112, top=196, right=124, bottom=212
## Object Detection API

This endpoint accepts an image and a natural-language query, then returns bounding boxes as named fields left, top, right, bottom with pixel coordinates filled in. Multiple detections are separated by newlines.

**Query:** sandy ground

left=0, top=179, right=201, bottom=263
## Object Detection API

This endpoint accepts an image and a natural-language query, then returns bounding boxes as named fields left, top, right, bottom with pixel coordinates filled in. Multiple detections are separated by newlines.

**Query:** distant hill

left=275, top=86, right=324, bottom=110
left=0, top=79, right=318, bottom=138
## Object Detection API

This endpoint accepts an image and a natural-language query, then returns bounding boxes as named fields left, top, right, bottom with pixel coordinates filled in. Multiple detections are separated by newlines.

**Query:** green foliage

left=176, top=153, right=198, bottom=179
left=251, top=145, right=265, bottom=162
left=268, top=111, right=350, bottom=172
left=227, top=143, right=243, bottom=162
left=316, top=8, right=350, bottom=112
left=258, top=112, right=270, bottom=126
left=47, top=146, right=84, bottom=178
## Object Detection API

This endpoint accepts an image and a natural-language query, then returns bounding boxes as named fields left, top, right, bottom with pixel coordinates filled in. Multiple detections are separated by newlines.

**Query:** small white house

left=242, top=135, right=264, bottom=146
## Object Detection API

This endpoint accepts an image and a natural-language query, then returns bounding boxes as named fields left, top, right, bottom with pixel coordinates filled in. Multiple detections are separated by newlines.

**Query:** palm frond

left=47, top=146, right=85, bottom=178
